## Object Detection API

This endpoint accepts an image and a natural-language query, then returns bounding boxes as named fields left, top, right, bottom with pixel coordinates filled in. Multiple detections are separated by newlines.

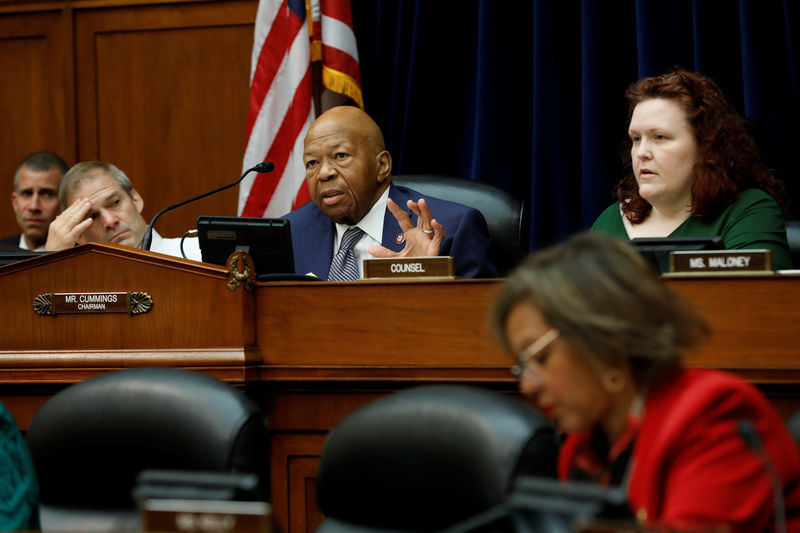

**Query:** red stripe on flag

left=241, top=0, right=362, bottom=217
left=321, top=44, right=362, bottom=84
left=242, top=66, right=313, bottom=216
left=245, top=4, right=305, bottom=140
left=320, top=0, right=353, bottom=25
left=294, top=177, right=311, bottom=207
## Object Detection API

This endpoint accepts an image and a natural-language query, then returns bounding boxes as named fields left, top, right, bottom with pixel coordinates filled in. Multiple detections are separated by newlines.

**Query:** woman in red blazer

left=490, top=232, right=800, bottom=532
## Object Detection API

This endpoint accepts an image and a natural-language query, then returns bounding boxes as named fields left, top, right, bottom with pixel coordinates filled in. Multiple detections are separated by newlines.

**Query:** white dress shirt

left=333, top=187, right=391, bottom=278
left=149, top=230, right=203, bottom=261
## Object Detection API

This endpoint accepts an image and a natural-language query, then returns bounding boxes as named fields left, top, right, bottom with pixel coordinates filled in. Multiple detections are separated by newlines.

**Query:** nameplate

left=142, top=499, right=273, bottom=533
left=32, top=291, right=153, bottom=316
left=670, top=249, right=772, bottom=273
left=363, top=256, right=455, bottom=279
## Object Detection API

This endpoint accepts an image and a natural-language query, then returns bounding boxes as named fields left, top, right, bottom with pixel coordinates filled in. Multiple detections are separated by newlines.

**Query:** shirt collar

left=334, top=186, right=390, bottom=248
left=18, top=235, right=45, bottom=252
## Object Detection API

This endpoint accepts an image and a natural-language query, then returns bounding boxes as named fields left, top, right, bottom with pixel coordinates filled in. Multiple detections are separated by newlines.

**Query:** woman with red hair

left=593, top=69, right=792, bottom=270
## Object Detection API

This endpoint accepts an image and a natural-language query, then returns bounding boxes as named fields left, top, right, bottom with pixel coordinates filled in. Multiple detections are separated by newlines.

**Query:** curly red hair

left=618, top=69, right=785, bottom=223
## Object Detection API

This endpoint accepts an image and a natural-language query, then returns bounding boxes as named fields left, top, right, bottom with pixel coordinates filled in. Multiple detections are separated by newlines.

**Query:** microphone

left=139, top=161, right=275, bottom=250
left=738, top=419, right=786, bottom=533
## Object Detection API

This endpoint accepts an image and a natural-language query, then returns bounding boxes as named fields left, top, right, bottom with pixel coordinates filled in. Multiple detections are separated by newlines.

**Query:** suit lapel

left=300, top=209, right=336, bottom=278
left=382, top=185, right=417, bottom=253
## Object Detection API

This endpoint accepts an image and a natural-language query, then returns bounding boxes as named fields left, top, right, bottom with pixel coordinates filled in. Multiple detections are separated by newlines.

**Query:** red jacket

left=558, top=369, right=800, bottom=532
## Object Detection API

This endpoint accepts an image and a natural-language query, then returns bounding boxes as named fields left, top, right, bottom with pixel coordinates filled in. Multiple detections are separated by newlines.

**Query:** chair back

left=786, top=219, right=800, bottom=269
left=392, top=175, right=528, bottom=275
left=315, top=385, right=558, bottom=532
left=786, top=408, right=800, bottom=448
left=26, top=367, right=269, bottom=508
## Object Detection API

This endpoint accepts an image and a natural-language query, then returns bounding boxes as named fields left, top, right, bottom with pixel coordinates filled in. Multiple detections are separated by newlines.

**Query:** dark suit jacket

left=283, top=184, right=496, bottom=279
left=0, top=235, right=22, bottom=249
left=558, top=368, right=800, bottom=532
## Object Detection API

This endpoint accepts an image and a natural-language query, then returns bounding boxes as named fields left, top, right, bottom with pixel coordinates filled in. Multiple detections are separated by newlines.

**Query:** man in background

left=2, top=151, right=68, bottom=250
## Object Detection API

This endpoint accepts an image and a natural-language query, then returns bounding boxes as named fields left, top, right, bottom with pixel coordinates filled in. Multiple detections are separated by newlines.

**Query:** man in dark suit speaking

left=283, top=106, right=496, bottom=280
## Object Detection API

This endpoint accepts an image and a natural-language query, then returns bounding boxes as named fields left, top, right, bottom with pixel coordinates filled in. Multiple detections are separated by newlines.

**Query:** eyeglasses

left=510, top=328, right=560, bottom=380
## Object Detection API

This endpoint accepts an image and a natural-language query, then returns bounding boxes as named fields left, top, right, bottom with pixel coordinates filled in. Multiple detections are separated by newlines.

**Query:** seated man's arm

left=369, top=197, right=497, bottom=278
left=446, top=207, right=496, bottom=278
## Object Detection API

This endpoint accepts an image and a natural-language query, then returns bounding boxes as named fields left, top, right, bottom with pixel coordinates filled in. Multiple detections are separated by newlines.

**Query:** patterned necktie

left=328, top=226, right=365, bottom=281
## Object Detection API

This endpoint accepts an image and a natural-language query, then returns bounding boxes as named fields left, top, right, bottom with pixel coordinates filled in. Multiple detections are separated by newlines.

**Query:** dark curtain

left=351, top=0, right=800, bottom=251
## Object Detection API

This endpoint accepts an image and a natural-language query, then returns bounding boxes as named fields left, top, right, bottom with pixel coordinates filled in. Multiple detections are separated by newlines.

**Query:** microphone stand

left=139, top=161, right=275, bottom=250
left=739, top=419, right=786, bottom=533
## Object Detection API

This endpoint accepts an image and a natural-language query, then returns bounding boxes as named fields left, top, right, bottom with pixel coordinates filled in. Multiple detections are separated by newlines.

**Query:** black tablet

left=631, top=236, right=723, bottom=273
left=197, top=216, right=295, bottom=276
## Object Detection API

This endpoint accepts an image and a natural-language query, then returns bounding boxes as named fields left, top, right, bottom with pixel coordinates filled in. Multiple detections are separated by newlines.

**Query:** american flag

left=238, top=0, right=363, bottom=217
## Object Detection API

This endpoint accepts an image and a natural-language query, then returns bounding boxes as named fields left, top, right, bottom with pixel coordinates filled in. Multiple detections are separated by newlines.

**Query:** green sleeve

left=719, top=189, right=792, bottom=270
left=0, top=403, right=40, bottom=531
left=674, top=189, right=792, bottom=270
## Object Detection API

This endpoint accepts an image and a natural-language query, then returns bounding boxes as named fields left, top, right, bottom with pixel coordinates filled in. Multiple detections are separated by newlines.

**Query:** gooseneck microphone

left=139, top=161, right=275, bottom=250
left=738, top=419, right=786, bottom=533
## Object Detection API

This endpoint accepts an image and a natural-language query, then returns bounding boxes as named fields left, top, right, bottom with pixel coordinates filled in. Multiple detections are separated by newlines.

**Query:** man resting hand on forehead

left=44, top=161, right=201, bottom=260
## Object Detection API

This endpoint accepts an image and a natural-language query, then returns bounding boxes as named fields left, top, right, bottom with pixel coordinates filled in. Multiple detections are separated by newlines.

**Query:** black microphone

left=738, top=419, right=786, bottom=533
left=139, top=161, right=275, bottom=250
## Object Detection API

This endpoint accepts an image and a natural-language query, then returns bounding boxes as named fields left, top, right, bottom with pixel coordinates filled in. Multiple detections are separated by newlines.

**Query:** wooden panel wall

left=0, top=0, right=256, bottom=240
left=0, top=5, right=73, bottom=234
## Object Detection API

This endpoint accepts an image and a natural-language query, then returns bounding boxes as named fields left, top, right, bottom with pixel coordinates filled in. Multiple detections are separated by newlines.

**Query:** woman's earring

left=602, top=368, right=626, bottom=393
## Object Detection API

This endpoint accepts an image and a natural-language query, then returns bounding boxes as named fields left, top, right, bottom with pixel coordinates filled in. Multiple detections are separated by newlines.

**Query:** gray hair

left=14, top=151, right=69, bottom=190
left=60, top=161, right=134, bottom=210
left=490, top=232, right=710, bottom=388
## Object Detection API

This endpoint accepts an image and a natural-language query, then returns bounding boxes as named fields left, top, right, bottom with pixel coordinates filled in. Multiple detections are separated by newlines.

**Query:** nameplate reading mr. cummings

left=32, top=292, right=153, bottom=316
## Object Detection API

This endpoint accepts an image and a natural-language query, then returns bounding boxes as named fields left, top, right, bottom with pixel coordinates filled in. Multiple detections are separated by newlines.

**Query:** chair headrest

left=27, top=367, right=269, bottom=506
left=315, top=385, right=557, bottom=531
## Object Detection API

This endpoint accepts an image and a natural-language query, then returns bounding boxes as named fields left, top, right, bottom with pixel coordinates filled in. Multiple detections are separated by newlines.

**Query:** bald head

left=306, top=106, right=386, bottom=154
left=302, top=106, right=392, bottom=225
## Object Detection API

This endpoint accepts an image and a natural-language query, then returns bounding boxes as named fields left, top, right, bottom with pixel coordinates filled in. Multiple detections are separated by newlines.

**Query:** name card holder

left=669, top=249, right=772, bottom=274
left=363, top=256, right=455, bottom=280
left=33, top=291, right=153, bottom=316
left=142, top=499, right=273, bottom=533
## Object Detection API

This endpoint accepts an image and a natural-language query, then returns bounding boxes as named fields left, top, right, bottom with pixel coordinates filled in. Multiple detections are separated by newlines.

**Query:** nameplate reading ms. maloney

left=32, top=292, right=153, bottom=316
left=670, top=249, right=772, bottom=273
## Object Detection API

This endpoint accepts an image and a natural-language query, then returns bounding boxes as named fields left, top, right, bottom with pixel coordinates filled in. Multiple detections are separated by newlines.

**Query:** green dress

left=591, top=188, right=793, bottom=271
left=0, top=402, right=39, bottom=531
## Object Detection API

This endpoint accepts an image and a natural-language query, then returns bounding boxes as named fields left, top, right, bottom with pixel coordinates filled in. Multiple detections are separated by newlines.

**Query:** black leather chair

left=26, top=367, right=269, bottom=532
left=786, top=219, right=800, bottom=269
left=786, top=408, right=800, bottom=448
left=314, top=385, right=559, bottom=532
left=392, top=175, right=528, bottom=276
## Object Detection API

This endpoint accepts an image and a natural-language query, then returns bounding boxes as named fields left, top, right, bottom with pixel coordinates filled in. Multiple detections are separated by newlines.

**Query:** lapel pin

left=395, top=233, right=405, bottom=245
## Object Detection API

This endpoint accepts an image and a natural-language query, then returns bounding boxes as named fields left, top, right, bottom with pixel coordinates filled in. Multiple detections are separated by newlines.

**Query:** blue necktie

left=328, top=227, right=365, bottom=281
